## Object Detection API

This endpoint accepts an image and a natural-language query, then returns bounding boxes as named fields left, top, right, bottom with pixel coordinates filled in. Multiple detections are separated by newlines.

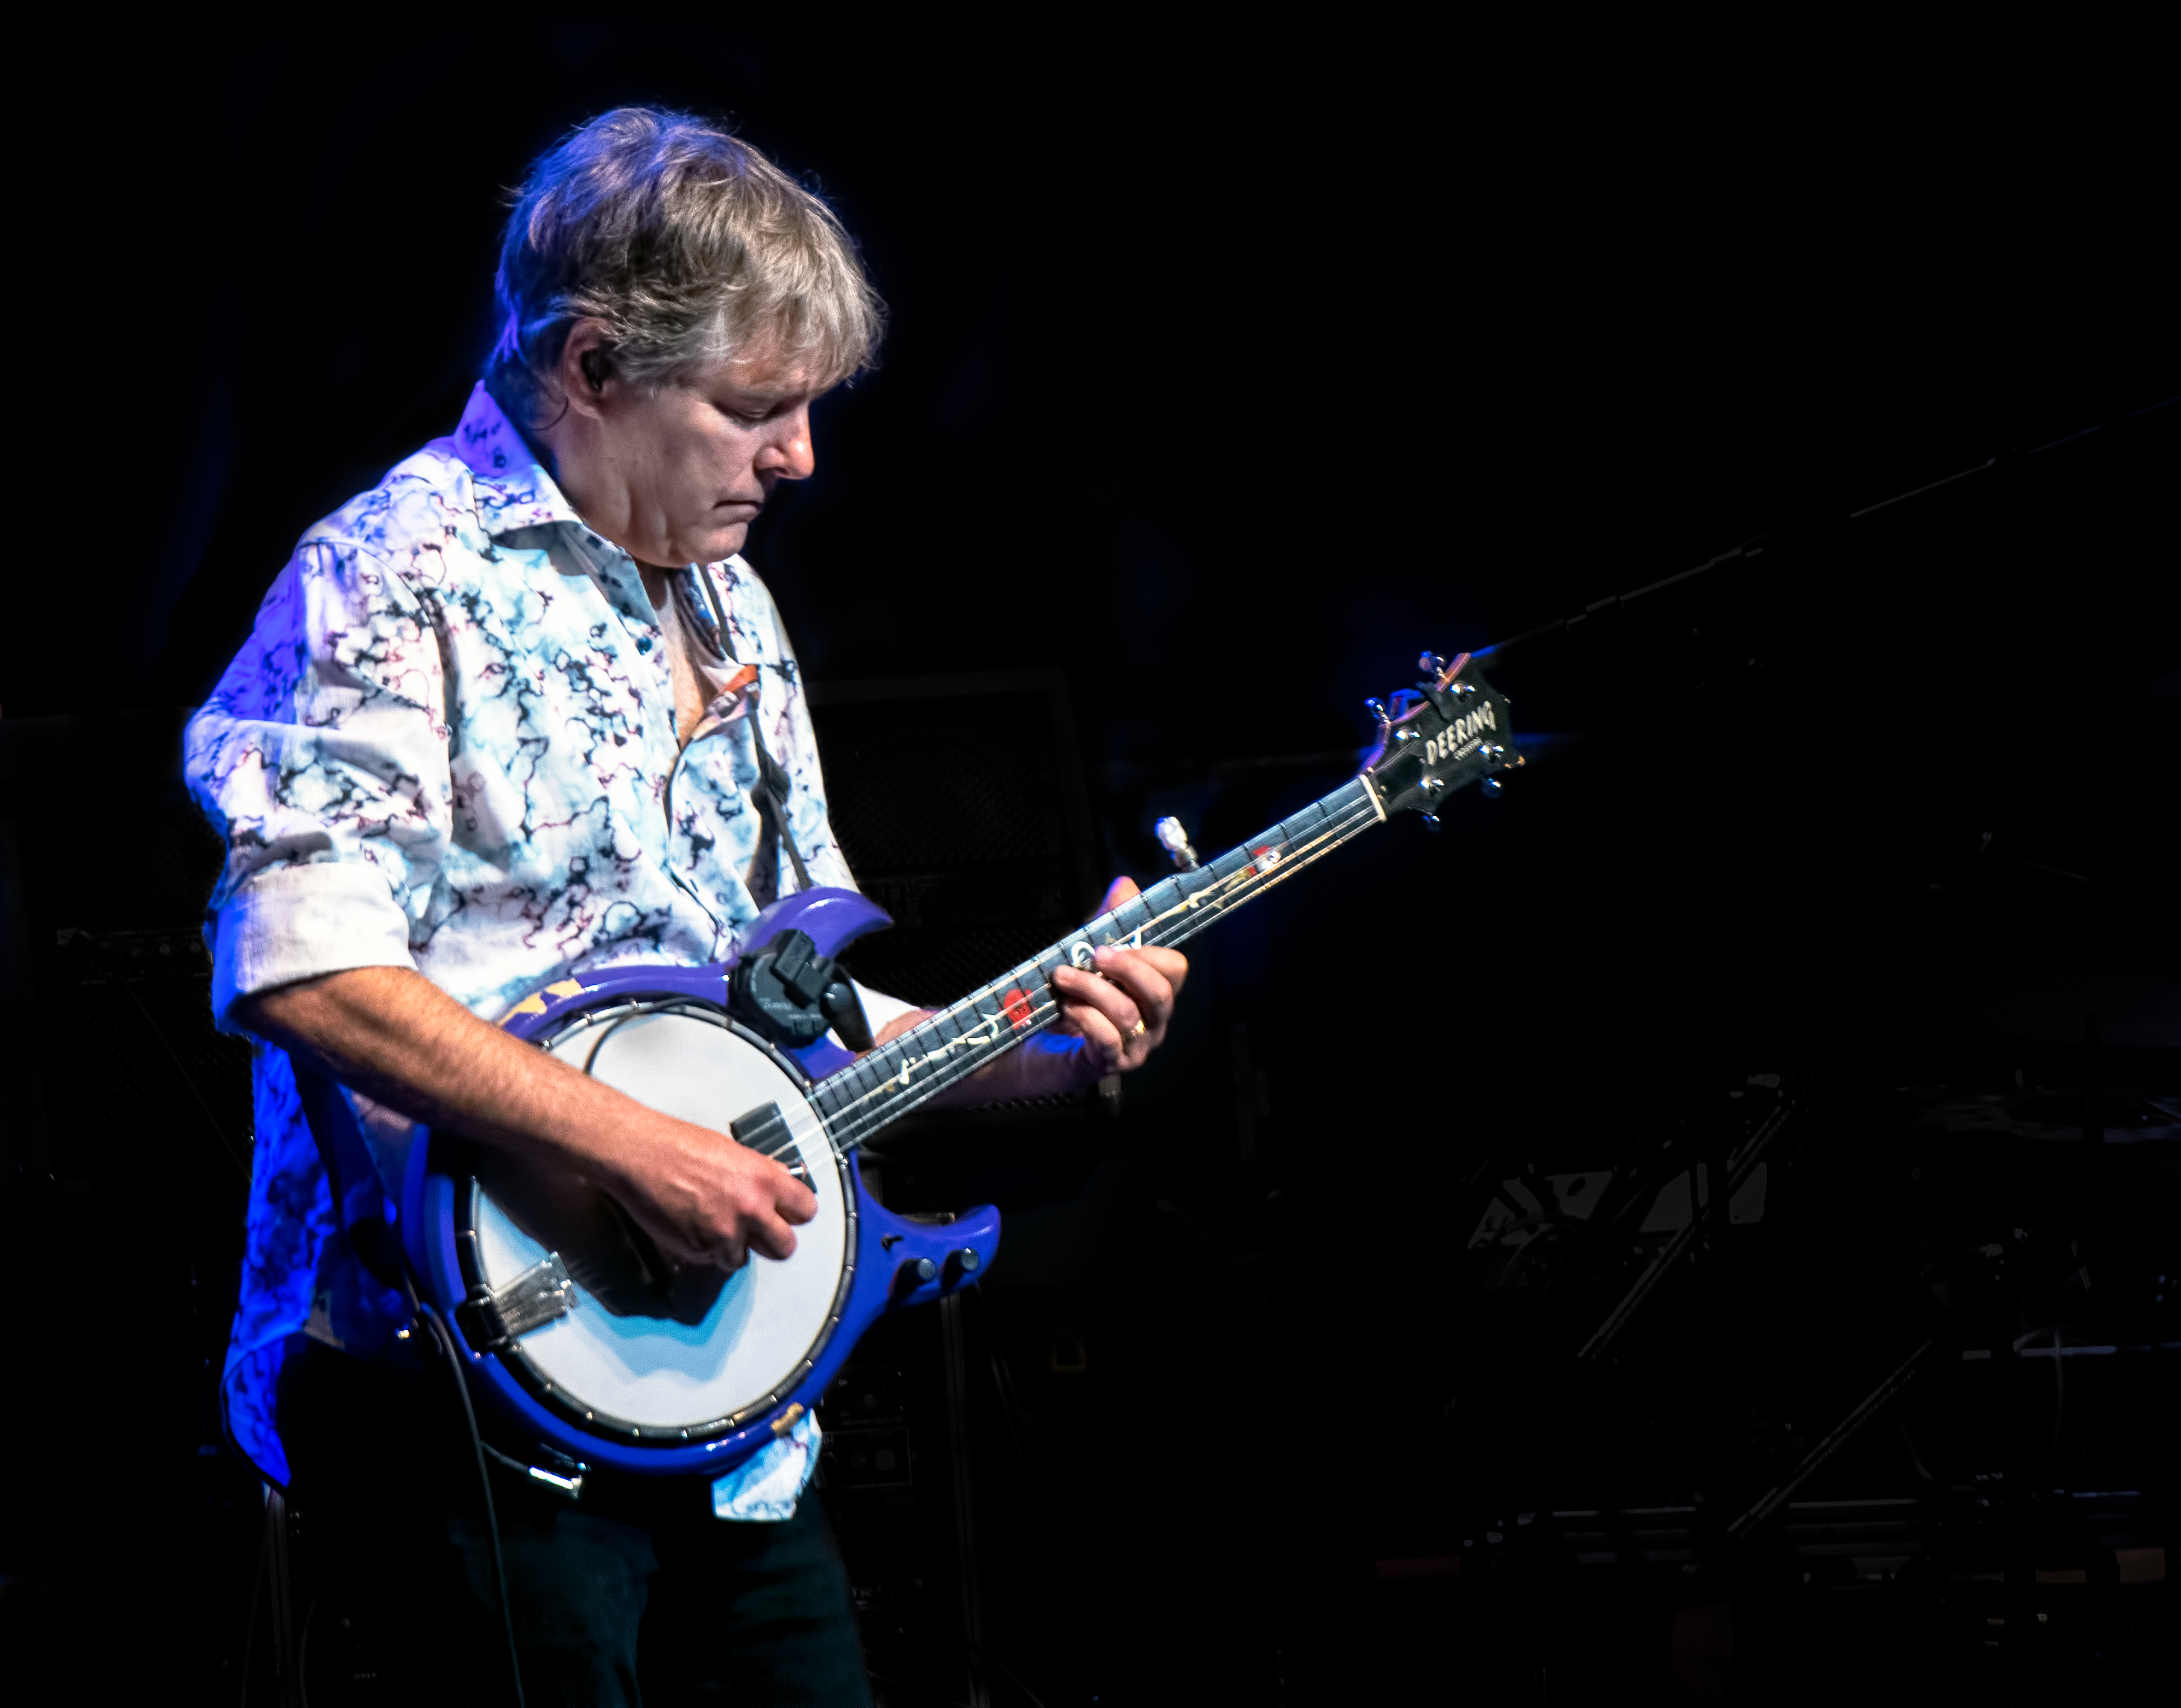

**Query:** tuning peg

left=1153, top=815, right=1200, bottom=871
left=1364, top=697, right=1390, bottom=730
left=1481, top=776, right=1503, bottom=798
left=1420, top=812, right=1442, bottom=831
left=1418, top=650, right=1445, bottom=679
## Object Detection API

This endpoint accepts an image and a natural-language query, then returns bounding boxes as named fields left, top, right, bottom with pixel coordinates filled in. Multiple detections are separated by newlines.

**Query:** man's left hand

left=1048, top=876, right=1190, bottom=1075
left=883, top=876, right=1189, bottom=1102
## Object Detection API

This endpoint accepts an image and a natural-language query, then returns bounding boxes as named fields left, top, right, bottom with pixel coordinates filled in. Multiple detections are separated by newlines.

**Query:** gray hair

left=486, top=107, right=883, bottom=425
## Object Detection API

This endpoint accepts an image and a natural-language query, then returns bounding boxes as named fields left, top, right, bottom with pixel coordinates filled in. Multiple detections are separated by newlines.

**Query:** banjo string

left=816, top=787, right=1386, bottom=1151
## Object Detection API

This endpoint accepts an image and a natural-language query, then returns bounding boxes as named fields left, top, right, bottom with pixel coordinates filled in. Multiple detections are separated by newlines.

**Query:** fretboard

left=809, top=775, right=1385, bottom=1150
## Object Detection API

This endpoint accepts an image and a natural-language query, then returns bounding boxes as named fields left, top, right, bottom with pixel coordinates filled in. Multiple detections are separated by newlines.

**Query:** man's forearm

left=236, top=964, right=818, bottom=1268
left=250, top=956, right=1133, bottom=1164
left=246, top=971, right=1081, bottom=1148
left=238, top=965, right=661, bottom=1185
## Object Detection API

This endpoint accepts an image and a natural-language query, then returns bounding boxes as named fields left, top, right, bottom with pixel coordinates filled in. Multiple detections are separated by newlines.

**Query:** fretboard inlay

left=811, top=777, right=1382, bottom=1149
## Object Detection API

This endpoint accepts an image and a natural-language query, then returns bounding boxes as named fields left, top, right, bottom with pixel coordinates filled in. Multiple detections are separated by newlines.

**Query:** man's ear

left=557, top=319, right=615, bottom=419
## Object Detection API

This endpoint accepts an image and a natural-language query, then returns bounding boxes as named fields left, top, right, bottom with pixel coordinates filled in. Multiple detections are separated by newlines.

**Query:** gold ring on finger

left=1128, top=1019, right=1147, bottom=1040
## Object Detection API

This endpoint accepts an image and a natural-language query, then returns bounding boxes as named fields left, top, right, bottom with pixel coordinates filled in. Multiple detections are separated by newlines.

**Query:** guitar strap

left=294, top=565, right=813, bottom=1273
left=675, top=563, right=813, bottom=896
left=755, top=740, right=815, bottom=894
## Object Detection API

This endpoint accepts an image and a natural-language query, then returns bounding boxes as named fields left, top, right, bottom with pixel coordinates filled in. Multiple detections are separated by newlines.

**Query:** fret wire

left=838, top=798, right=1373, bottom=1089
left=813, top=783, right=1383, bottom=1144
left=1127, top=803, right=1378, bottom=953
left=819, top=959, right=1078, bottom=1138
left=1112, top=808, right=1370, bottom=955
left=816, top=809, right=1379, bottom=1140
left=925, top=1000, right=966, bottom=1049
left=825, top=993, right=1069, bottom=1148
left=1153, top=803, right=1378, bottom=937
left=1128, top=805, right=1377, bottom=958
left=814, top=980, right=1063, bottom=1129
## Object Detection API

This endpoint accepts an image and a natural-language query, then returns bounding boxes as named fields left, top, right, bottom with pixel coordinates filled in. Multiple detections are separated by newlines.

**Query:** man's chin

left=688, top=523, right=752, bottom=564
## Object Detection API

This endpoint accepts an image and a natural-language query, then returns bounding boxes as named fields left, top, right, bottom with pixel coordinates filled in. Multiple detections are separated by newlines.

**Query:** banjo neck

left=810, top=649, right=1515, bottom=1151
left=423, top=651, right=1512, bottom=1481
left=808, top=775, right=1386, bottom=1151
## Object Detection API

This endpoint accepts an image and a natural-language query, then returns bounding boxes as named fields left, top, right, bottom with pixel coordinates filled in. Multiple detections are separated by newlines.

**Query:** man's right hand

left=239, top=965, right=817, bottom=1271
left=606, top=1109, right=817, bottom=1270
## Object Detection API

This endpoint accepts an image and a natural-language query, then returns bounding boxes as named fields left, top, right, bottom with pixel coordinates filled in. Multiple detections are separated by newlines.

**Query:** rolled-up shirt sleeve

left=186, top=536, right=453, bottom=1029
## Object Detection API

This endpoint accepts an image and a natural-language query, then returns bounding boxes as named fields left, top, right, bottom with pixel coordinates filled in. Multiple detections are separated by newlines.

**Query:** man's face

left=559, top=341, right=822, bottom=569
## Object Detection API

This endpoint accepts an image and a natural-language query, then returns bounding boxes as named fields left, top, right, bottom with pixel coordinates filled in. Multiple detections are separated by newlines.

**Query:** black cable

left=236, top=1503, right=268, bottom=1708
left=297, top=1597, right=318, bottom=1708
left=417, top=1301, right=526, bottom=1708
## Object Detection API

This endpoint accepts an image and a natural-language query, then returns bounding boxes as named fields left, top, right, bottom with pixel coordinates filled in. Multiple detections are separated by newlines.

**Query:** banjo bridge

left=460, top=1251, right=578, bottom=1351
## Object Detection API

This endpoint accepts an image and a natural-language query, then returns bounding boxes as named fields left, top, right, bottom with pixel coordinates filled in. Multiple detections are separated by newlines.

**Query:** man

left=187, top=106, right=1186, bottom=1705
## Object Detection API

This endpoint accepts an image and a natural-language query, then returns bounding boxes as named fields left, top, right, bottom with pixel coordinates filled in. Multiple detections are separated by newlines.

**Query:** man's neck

left=637, top=562, right=675, bottom=609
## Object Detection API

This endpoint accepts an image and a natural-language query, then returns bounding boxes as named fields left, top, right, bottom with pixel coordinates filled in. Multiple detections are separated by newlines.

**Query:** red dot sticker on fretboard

left=1000, top=988, right=1034, bottom=1031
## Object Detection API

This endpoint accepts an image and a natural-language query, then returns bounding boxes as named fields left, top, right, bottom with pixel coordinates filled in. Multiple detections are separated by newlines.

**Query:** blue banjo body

left=400, top=887, right=994, bottom=1481
left=400, top=655, right=1515, bottom=1483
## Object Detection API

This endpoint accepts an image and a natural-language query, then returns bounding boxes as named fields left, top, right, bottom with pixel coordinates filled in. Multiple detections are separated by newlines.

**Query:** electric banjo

left=396, top=651, right=1515, bottom=1482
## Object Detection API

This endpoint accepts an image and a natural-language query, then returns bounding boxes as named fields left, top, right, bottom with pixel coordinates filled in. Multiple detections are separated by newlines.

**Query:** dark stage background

left=1, top=17, right=2174, bottom=1706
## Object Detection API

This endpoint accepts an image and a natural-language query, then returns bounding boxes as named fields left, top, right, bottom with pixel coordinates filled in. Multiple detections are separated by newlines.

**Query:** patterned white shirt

left=187, top=383, right=860, bottom=1484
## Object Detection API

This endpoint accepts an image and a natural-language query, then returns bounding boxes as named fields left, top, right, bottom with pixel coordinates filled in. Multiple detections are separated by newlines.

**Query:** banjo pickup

left=420, top=652, right=1505, bottom=1471
left=732, top=1101, right=815, bottom=1190
left=460, top=1251, right=578, bottom=1351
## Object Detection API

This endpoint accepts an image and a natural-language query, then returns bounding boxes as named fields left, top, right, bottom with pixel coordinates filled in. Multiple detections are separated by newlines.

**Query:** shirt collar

left=450, top=383, right=660, bottom=627
left=451, top=382, right=587, bottom=537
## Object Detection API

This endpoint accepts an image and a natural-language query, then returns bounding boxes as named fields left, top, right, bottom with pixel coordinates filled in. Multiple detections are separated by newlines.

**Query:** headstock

left=1360, top=650, right=1520, bottom=824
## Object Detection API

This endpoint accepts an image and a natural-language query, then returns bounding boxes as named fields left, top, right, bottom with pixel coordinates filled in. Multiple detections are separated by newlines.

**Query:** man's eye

left=715, top=395, right=807, bottom=427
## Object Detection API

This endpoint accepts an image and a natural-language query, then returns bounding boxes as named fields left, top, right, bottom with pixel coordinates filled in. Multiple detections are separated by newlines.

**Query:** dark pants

left=277, top=1337, right=871, bottom=1707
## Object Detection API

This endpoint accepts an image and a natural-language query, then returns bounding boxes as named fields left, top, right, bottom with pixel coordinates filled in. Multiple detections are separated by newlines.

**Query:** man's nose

left=757, top=409, right=816, bottom=482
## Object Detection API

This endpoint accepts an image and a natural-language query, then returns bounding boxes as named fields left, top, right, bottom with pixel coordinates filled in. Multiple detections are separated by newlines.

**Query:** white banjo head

left=464, top=1005, right=851, bottom=1438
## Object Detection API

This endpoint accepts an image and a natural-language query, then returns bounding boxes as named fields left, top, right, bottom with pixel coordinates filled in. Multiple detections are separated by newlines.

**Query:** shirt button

left=637, top=636, right=653, bottom=653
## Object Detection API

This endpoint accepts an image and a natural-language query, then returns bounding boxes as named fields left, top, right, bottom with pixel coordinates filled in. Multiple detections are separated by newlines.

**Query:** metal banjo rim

left=452, top=997, right=858, bottom=1447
